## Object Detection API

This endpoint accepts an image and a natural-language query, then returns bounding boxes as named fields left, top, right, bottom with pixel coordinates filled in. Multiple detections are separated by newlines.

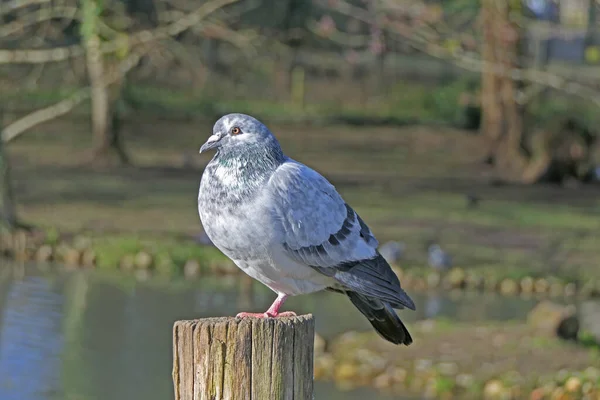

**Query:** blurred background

left=1, top=0, right=600, bottom=399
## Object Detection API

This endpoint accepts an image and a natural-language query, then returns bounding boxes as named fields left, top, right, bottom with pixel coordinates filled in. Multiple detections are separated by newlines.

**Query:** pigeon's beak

left=199, top=134, right=221, bottom=154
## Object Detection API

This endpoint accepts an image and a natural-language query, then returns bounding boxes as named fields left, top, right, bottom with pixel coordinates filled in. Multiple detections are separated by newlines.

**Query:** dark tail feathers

left=347, top=291, right=413, bottom=346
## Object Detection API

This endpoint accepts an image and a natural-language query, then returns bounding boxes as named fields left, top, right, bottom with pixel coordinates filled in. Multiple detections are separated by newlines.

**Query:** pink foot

left=236, top=293, right=296, bottom=319
left=236, top=310, right=297, bottom=319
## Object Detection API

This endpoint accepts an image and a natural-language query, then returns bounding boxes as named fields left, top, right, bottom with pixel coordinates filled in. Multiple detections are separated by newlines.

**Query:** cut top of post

left=172, top=315, right=315, bottom=400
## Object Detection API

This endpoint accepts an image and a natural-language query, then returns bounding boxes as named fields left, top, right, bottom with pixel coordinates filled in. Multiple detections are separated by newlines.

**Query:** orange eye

left=231, top=127, right=242, bottom=135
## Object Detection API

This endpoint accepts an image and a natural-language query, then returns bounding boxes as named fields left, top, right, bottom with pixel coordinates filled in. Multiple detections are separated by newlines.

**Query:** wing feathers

left=313, top=254, right=416, bottom=311
left=283, top=203, right=366, bottom=267
left=269, top=161, right=414, bottom=311
left=347, top=291, right=413, bottom=345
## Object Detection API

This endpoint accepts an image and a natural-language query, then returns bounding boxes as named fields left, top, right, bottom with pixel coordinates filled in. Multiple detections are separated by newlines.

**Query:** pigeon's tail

left=346, top=291, right=413, bottom=346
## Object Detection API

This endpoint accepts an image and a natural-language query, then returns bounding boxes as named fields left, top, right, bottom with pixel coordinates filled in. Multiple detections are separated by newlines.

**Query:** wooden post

left=172, top=315, right=314, bottom=400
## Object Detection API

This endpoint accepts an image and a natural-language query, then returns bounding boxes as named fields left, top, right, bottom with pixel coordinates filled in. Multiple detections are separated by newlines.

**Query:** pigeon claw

left=270, top=311, right=297, bottom=317
left=236, top=311, right=297, bottom=319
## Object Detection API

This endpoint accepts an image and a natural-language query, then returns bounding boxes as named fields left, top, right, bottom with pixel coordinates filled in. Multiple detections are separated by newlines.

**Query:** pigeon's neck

left=208, top=144, right=285, bottom=192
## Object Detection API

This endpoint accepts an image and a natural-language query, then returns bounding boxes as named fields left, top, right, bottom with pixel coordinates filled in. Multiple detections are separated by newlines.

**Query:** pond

left=0, top=261, right=559, bottom=400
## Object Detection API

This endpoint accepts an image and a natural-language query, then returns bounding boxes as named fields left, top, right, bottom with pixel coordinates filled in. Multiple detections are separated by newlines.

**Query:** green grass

left=4, top=80, right=469, bottom=126
left=90, top=234, right=227, bottom=273
left=348, top=190, right=600, bottom=231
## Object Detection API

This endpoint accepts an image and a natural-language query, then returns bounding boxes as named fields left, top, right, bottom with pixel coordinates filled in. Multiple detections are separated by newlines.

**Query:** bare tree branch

left=322, top=0, right=600, bottom=107
left=158, top=10, right=259, bottom=54
left=0, top=7, right=78, bottom=37
left=0, top=0, right=240, bottom=64
left=2, top=49, right=145, bottom=143
left=0, top=0, right=51, bottom=15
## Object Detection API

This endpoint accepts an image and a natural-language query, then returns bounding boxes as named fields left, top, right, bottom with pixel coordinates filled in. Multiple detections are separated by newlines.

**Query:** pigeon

left=428, top=244, right=452, bottom=270
left=378, top=241, right=405, bottom=265
left=197, top=113, right=416, bottom=345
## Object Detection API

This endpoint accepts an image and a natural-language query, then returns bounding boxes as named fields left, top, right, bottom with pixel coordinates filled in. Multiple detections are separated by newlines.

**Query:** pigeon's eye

left=230, top=127, right=242, bottom=135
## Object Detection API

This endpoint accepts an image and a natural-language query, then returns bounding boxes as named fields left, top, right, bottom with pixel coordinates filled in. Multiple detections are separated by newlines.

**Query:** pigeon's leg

left=236, top=293, right=297, bottom=318
left=264, top=293, right=297, bottom=317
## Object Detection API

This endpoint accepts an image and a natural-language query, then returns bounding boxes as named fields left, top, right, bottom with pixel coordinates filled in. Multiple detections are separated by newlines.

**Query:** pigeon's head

left=200, top=113, right=280, bottom=155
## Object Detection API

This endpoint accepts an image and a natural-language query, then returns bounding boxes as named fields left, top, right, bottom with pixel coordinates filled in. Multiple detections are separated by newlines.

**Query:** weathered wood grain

left=172, top=315, right=314, bottom=400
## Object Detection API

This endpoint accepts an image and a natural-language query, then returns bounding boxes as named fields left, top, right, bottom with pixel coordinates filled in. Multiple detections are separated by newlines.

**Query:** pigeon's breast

left=198, top=176, right=273, bottom=263
left=200, top=208, right=270, bottom=262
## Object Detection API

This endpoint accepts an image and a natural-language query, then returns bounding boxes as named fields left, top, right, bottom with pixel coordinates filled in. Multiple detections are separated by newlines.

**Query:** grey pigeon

left=197, top=113, right=416, bottom=345
left=428, top=244, right=452, bottom=270
left=378, top=241, right=405, bottom=265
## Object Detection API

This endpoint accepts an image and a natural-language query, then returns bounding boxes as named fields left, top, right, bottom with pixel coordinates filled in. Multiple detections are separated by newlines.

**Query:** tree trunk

left=87, top=64, right=130, bottom=165
left=85, top=34, right=110, bottom=158
left=0, top=137, right=17, bottom=230
left=82, top=0, right=129, bottom=166
left=480, top=0, right=528, bottom=177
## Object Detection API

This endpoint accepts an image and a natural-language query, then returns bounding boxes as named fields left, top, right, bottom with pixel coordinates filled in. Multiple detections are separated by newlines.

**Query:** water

left=0, top=261, right=550, bottom=400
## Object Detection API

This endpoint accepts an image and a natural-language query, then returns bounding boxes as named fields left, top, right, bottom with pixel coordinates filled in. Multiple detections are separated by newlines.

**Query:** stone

left=484, top=379, right=505, bottom=399
left=521, top=277, right=535, bottom=293
left=529, top=387, right=546, bottom=400
left=500, top=278, right=519, bottom=295
left=534, top=278, right=550, bottom=294
left=373, top=371, right=393, bottom=390
left=390, top=367, right=408, bottom=384
left=445, top=268, right=466, bottom=289
left=334, top=362, right=359, bottom=382
left=81, top=249, right=96, bottom=267
left=63, top=248, right=82, bottom=266
left=182, top=259, right=200, bottom=279
left=527, top=301, right=579, bottom=341
left=564, top=376, right=581, bottom=393
left=313, top=354, right=334, bottom=380
left=134, top=251, right=153, bottom=269
left=35, top=245, right=53, bottom=262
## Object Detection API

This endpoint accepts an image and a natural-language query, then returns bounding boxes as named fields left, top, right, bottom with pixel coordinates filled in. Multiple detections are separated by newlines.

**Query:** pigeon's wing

left=268, top=161, right=415, bottom=310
